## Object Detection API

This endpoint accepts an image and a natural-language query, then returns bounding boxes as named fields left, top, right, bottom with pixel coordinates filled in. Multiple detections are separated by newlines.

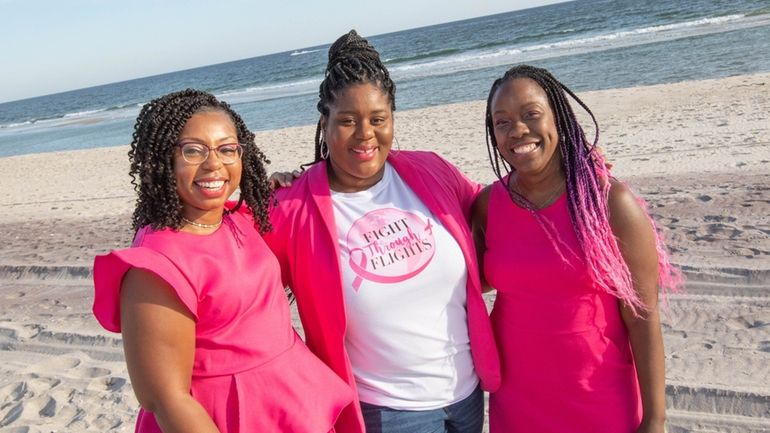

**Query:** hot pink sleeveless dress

left=484, top=177, right=642, bottom=432
left=93, top=208, right=353, bottom=433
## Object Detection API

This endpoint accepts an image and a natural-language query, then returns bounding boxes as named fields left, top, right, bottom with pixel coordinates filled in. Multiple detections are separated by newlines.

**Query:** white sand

left=0, top=72, right=768, bottom=432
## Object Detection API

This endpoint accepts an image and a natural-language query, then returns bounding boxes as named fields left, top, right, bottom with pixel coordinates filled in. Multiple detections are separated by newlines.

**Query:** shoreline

left=1, top=72, right=768, bottom=432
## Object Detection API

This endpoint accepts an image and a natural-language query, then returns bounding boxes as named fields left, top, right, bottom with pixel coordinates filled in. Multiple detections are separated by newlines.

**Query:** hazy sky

left=0, top=0, right=565, bottom=103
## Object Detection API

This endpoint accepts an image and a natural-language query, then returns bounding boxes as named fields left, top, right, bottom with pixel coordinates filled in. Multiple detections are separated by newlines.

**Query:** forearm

left=625, top=309, right=667, bottom=425
left=150, top=394, right=220, bottom=433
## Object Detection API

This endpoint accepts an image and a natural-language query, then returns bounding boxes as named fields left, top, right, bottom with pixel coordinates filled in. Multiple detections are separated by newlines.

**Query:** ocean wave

left=746, top=7, right=770, bottom=18
left=0, top=120, right=33, bottom=129
left=217, top=78, right=320, bottom=103
left=0, top=104, right=141, bottom=131
left=387, top=12, right=770, bottom=82
left=384, top=48, right=461, bottom=65
left=62, top=108, right=107, bottom=118
left=290, top=49, right=321, bottom=56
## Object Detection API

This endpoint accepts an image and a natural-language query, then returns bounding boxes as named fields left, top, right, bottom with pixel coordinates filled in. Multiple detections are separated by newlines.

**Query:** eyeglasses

left=176, top=142, right=244, bottom=165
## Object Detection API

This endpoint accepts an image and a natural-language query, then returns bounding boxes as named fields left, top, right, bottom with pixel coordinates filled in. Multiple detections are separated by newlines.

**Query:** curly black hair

left=311, top=29, right=396, bottom=163
left=128, top=89, right=273, bottom=234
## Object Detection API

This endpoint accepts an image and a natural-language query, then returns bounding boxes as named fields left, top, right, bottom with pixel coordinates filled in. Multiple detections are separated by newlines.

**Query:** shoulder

left=607, top=178, right=653, bottom=235
left=471, top=185, right=493, bottom=222
left=391, top=150, right=464, bottom=179
left=391, top=150, right=449, bottom=167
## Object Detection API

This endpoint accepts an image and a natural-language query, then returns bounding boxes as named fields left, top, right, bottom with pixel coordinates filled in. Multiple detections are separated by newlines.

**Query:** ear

left=319, top=115, right=327, bottom=131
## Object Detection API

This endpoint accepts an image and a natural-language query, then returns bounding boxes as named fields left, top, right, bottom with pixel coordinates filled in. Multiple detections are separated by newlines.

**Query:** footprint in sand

left=0, top=395, right=58, bottom=426
left=693, top=223, right=742, bottom=241
left=759, top=341, right=770, bottom=352
left=22, top=356, right=81, bottom=374
left=725, top=247, right=760, bottom=258
left=697, top=194, right=713, bottom=202
left=0, top=377, right=62, bottom=404
left=73, top=366, right=111, bottom=379
left=726, top=315, right=768, bottom=330
left=703, top=215, right=737, bottom=223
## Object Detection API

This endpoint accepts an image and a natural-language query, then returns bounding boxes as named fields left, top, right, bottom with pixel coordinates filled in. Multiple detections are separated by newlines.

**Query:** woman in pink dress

left=472, top=65, right=681, bottom=432
left=92, top=89, right=352, bottom=432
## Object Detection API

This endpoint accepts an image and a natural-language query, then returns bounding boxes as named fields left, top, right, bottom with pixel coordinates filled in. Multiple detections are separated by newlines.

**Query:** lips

left=510, top=142, right=539, bottom=155
left=351, top=146, right=377, bottom=161
left=194, top=178, right=228, bottom=197
left=195, top=180, right=225, bottom=189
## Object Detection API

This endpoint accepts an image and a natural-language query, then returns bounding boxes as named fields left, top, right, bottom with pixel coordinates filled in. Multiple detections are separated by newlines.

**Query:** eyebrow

left=177, top=136, right=238, bottom=143
left=335, top=109, right=390, bottom=115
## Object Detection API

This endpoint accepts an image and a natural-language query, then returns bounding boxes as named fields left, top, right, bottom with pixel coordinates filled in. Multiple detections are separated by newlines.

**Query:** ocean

left=2, top=0, right=769, bottom=158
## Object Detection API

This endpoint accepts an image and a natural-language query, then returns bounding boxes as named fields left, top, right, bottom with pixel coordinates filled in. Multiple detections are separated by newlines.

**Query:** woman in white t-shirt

left=264, top=30, right=500, bottom=433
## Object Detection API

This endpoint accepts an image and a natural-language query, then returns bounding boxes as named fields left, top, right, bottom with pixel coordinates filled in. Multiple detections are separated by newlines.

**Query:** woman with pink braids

left=472, top=65, right=681, bottom=433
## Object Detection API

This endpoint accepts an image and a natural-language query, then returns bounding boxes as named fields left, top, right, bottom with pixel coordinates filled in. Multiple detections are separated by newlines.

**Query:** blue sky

left=0, top=0, right=564, bottom=103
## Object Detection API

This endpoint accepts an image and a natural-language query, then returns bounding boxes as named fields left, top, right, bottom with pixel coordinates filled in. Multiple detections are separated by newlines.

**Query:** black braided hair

left=483, top=64, right=651, bottom=311
left=128, top=89, right=273, bottom=234
left=310, top=29, right=396, bottom=164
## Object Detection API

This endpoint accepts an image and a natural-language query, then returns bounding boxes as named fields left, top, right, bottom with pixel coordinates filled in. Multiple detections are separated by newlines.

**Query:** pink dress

left=484, top=177, right=642, bottom=432
left=92, top=208, right=353, bottom=433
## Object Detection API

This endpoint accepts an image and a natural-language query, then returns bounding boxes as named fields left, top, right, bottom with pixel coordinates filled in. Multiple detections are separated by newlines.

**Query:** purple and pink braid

left=484, top=64, right=682, bottom=315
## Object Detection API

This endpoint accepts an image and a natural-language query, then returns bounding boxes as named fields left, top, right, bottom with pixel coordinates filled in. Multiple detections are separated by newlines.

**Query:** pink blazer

left=264, top=150, right=501, bottom=433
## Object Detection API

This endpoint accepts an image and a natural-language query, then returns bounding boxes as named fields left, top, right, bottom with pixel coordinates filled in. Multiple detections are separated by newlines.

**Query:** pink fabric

left=484, top=177, right=642, bottom=433
left=264, top=150, right=501, bottom=433
left=92, top=207, right=353, bottom=433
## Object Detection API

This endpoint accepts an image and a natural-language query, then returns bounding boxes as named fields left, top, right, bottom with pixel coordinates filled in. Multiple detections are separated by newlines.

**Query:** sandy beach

left=0, top=72, right=768, bottom=432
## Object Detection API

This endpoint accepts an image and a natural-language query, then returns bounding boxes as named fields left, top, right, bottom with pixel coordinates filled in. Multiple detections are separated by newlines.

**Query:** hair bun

left=327, top=29, right=381, bottom=72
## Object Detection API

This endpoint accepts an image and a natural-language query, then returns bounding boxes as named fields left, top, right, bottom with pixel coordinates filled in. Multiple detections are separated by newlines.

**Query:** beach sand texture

left=0, top=73, right=768, bottom=432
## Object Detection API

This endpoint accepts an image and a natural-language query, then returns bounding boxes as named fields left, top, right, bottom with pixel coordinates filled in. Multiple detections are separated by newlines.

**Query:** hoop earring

left=391, top=136, right=401, bottom=155
left=319, top=135, right=330, bottom=160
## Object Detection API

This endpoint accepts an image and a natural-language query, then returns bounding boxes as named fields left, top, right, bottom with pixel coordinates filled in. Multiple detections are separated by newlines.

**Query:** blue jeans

left=359, top=385, right=484, bottom=433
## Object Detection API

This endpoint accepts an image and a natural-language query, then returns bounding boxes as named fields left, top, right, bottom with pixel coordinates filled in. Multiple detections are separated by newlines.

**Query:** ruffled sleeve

left=92, top=247, right=199, bottom=332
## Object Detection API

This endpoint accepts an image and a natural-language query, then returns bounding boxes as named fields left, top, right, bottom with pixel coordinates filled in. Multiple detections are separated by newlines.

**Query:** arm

left=471, top=186, right=494, bottom=293
left=120, top=268, right=220, bottom=433
left=607, top=180, right=666, bottom=433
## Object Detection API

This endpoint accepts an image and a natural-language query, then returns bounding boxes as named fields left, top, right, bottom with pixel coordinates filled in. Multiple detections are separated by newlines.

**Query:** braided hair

left=311, top=29, right=396, bottom=163
left=128, top=89, right=273, bottom=234
left=484, top=65, right=680, bottom=313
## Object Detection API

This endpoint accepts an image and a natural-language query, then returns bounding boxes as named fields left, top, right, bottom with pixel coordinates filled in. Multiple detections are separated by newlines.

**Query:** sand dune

left=0, top=73, right=768, bottom=432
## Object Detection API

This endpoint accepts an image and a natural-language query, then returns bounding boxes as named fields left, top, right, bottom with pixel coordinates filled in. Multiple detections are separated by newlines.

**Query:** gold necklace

left=181, top=216, right=223, bottom=229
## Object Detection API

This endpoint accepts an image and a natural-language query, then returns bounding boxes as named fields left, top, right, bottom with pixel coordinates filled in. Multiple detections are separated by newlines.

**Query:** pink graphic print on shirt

left=346, top=208, right=435, bottom=290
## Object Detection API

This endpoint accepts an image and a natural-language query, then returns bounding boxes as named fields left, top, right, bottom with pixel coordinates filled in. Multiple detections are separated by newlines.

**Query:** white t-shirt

left=331, top=162, right=478, bottom=410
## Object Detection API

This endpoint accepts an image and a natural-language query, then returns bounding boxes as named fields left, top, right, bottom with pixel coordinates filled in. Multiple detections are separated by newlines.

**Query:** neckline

left=175, top=213, right=231, bottom=237
left=502, top=175, right=567, bottom=212
left=330, top=162, right=393, bottom=199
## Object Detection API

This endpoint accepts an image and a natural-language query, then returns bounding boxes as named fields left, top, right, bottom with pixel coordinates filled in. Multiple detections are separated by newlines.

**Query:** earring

left=320, top=133, right=330, bottom=159
left=391, top=136, right=401, bottom=155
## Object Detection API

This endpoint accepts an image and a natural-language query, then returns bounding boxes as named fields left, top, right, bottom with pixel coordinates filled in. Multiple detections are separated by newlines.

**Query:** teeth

left=513, top=143, right=538, bottom=154
left=196, top=180, right=225, bottom=189
left=353, top=148, right=375, bottom=154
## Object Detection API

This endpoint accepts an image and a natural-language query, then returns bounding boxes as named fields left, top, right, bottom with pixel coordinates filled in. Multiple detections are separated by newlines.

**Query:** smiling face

left=173, top=110, right=242, bottom=225
left=490, top=77, right=562, bottom=180
left=322, top=83, right=394, bottom=192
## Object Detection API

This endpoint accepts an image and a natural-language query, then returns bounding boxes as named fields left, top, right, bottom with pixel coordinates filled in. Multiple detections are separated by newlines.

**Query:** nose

left=509, top=120, right=529, bottom=139
left=201, top=147, right=224, bottom=169
left=356, top=121, right=375, bottom=141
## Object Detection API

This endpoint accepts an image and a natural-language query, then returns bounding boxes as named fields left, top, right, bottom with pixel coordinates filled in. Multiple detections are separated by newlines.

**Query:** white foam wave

left=217, top=78, right=320, bottom=103
left=387, top=13, right=770, bottom=82
left=63, top=108, right=106, bottom=118
left=0, top=120, right=33, bottom=129
left=290, top=49, right=321, bottom=56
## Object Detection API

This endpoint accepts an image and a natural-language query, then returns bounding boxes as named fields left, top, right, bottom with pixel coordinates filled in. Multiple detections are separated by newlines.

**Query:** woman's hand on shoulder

left=268, top=170, right=302, bottom=189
